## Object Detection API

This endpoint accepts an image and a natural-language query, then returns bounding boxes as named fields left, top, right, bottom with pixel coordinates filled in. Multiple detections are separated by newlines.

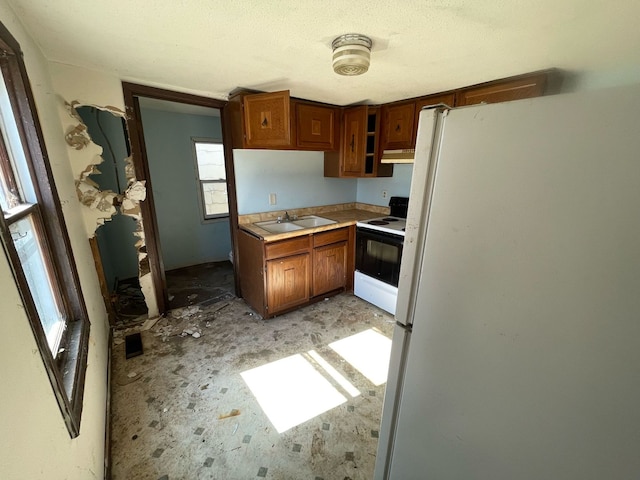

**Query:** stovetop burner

left=358, top=216, right=407, bottom=236
left=356, top=196, right=410, bottom=236
left=368, top=220, right=389, bottom=226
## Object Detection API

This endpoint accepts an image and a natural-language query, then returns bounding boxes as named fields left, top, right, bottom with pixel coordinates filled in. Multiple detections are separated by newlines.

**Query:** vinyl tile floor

left=110, top=292, right=395, bottom=480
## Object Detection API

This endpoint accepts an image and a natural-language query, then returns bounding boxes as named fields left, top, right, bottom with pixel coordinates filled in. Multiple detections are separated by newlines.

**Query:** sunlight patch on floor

left=307, top=349, right=361, bottom=397
left=329, top=328, right=392, bottom=386
left=241, top=353, right=347, bottom=433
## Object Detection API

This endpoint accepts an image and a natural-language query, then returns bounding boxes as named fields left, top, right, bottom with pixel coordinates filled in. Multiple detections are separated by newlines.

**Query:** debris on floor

left=110, top=293, right=395, bottom=479
left=218, top=409, right=241, bottom=420
left=139, top=316, right=161, bottom=331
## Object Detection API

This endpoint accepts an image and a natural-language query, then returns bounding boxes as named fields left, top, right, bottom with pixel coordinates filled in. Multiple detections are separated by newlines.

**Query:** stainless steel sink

left=254, top=220, right=304, bottom=234
left=254, top=215, right=337, bottom=234
left=292, top=215, right=337, bottom=228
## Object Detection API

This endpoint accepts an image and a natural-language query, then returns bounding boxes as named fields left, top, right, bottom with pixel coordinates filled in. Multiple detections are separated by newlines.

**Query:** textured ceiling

left=7, top=0, right=640, bottom=105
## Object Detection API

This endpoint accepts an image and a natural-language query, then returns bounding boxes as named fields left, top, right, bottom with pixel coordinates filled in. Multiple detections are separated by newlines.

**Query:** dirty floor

left=166, top=261, right=236, bottom=310
left=110, top=293, right=395, bottom=480
left=112, top=261, right=236, bottom=327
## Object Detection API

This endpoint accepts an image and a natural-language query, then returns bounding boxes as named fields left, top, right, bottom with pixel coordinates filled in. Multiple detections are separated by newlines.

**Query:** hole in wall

left=73, top=104, right=150, bottom=325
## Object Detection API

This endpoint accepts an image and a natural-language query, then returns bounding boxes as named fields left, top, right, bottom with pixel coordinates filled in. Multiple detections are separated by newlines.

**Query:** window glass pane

left=0, top=175, right=10, bottom=211
left=202, top=181, right=228, bottom=216
left=195, top=142, right=225, bottom=180
left=0, top=69, right=36, bottom=204
left=9, top=214, right=65, bottom=353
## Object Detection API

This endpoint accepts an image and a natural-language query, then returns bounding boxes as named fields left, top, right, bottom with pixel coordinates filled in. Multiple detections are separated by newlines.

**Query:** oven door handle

left=356, top=227, right=405, bottom=247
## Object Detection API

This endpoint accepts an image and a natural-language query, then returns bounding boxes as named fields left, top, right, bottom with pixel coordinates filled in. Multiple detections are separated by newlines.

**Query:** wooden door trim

left=121, top=82, right=237, bottom=315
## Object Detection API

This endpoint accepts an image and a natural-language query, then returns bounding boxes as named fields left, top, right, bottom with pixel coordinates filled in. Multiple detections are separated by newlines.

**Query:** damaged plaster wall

left=66, top=101, right=158, bottom=318
left=49, top=64, right=158, bottom=318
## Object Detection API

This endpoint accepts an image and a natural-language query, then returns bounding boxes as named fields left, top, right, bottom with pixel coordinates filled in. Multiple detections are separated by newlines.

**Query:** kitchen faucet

left=277, top=211, right=292, bottom=223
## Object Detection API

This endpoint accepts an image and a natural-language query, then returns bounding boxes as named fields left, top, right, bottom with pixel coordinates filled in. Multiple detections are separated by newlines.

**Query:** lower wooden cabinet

left=238, top=226, right=353, bottom=318
left=267, top=253, right=310, bottom=314
left=312, top=243, right=346, bottom=297
left=312, top=228, right=348, bottom=297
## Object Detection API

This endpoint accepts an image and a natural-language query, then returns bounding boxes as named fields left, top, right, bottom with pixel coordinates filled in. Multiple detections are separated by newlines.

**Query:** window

left=0, top=22, right=89, bottom=437
left=193, top=140, right=228, bottom=220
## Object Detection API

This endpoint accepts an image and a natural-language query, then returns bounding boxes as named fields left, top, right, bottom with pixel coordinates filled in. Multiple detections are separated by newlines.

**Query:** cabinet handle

left=350, top=134, right=355, bottom=152
left=395, top=124, right=401, bottom=132
left=261, top=116, right=269, bottom=127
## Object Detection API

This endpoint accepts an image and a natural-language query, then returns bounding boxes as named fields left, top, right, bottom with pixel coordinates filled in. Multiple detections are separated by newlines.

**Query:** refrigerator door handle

left=395, top=107, right=448, bottom=328
left=396, top=320, right=412, bottom=332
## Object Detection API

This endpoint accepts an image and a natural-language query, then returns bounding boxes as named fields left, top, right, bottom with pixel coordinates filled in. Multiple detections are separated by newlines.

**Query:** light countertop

left=238, top=203, right=387, bottom=242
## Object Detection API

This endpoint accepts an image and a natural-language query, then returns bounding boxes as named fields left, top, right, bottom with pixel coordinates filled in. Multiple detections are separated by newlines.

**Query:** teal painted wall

left=234, top=149, right=357, bottom=214
left=77, top=107, right=139, bottom=287
left=140, top=107, right=231, bottom=270
left=233, top=149, right=413, bottom=214
left=356, top=164, right=413, bottom=206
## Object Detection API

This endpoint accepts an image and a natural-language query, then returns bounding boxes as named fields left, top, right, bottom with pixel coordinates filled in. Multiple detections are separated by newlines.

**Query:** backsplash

left=238, top=202, right=388, bottom=224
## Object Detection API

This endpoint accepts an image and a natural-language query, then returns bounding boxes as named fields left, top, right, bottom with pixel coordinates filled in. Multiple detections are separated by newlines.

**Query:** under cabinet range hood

left=380, top=148, right=415, bottom=163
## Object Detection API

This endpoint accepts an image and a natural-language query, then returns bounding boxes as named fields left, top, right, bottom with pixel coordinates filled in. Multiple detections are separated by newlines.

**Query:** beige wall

left=0, top=3, right=109, bottom=479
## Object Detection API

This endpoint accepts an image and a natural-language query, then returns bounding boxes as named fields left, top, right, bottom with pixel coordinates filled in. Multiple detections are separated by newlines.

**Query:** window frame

left=192, top=137, right=229, bottom=222
left=0, top=21, right=90, bottom=438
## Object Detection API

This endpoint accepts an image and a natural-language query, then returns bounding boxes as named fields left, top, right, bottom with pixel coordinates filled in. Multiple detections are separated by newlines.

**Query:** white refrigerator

left=374, top=85, right=640, bottom=479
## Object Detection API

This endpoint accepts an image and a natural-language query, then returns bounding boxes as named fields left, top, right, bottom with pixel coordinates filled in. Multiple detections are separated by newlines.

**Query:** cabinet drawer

left=265, top=235, right=311, bottom=260
left=313, top=227, right=349, bottom=248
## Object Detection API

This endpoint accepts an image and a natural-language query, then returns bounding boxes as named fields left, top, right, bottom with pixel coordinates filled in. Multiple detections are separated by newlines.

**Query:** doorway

left=122, top=83, right=239, bottom=316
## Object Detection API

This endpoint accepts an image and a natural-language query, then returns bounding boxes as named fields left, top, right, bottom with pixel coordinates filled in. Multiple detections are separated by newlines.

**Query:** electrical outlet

left=269, top=193, right=277, bottom=205
left=382, top=190, right=388, bottom=199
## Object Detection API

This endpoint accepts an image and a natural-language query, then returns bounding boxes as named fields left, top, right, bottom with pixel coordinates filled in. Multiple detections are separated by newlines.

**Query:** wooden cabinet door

left=296, top=103, right=338, bottom=151
left=414, top=92, right=456, bottom=138
left=456, top=73, right=548, bottom=106
left=266, top=253, right=310, bottom=314
left=341, top=106, right=367, bottom=176
left=381, top=101, right=416, bottom=150
left=243, top=90, right=292, bottom=148
left=313, top=241, right=347, bottom=297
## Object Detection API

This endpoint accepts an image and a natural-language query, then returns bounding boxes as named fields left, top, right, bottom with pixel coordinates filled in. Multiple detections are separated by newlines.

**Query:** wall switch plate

left=269, top=193, right=277, bottom=205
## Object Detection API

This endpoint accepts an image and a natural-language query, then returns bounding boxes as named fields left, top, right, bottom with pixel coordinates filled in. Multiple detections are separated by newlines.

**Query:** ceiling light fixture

left=332, top=34, right=372, bottom=76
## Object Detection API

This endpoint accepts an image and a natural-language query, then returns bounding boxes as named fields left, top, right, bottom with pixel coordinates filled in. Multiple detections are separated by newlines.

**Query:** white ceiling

left=7, top=0, right=640, bottom=106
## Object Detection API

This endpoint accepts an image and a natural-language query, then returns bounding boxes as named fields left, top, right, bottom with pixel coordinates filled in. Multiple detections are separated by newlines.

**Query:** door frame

left=121, top=82, right=239, bottom=315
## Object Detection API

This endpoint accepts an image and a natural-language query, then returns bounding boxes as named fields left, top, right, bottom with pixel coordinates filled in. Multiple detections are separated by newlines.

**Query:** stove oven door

left=355, top=227, right=404, bottom=287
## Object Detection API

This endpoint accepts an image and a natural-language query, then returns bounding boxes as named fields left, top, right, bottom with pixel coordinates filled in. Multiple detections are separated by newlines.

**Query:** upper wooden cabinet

left=341, top=106, right=367, bottom=176
left=324, top=106, right=393, bottom=178
left=295, top=102, right=338, bottom=151
left=381, top=93, right=457, bottom=152
left=455, top=72, right=549, bottom=107
left=232, top=90, right=339, bottom=151
left=414, top=92, right=456, bottom=126
left=243, top=90, right=293, bottom=148
left=229, top=69, right=558, bottom=158
left=381, top=101, right=415, bottom=150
